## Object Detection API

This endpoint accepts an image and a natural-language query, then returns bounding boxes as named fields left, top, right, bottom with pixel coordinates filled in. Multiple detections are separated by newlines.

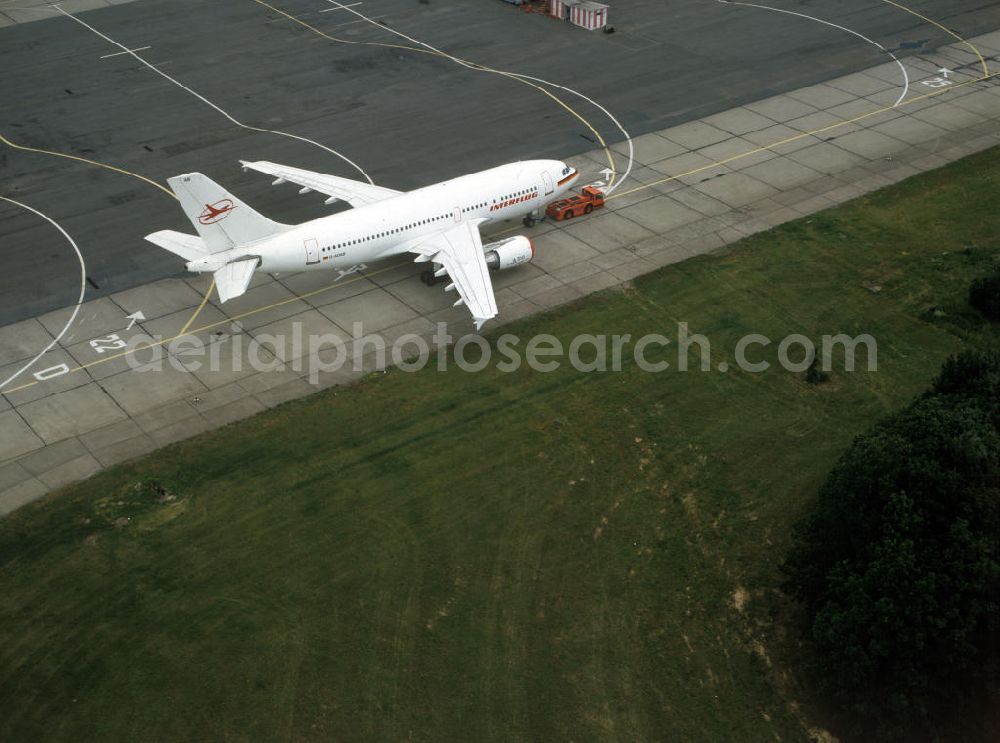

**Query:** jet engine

left=484, top=236, right=534, bottom=271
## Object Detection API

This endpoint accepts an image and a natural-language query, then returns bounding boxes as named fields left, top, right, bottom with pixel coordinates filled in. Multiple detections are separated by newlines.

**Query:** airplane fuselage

left=189, top=160, right=578, bottom=275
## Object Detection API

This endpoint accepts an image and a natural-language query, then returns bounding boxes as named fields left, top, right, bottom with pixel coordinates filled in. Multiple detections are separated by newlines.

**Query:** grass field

left=1, top=148, right=998, bottom=742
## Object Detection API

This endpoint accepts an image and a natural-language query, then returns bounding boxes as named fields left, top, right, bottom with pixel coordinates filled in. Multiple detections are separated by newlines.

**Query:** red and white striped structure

left=549, top=0, right=577, bottom=20
left=569, top=1, right=608, bottom=30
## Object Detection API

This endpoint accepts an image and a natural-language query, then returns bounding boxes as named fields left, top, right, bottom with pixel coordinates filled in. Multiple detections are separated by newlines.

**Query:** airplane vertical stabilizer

left=167, top=173, right=288, bottom=253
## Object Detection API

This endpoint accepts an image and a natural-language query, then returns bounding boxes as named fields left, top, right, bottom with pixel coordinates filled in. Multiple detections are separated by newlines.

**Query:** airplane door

left=542, top=171, right=554, bottom=195
left=304, top=238, right=320, bottom=265
left=453, top=206, right=463, bottom=223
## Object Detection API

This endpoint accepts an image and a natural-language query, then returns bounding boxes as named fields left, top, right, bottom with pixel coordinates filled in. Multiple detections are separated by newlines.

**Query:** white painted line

left=319, top=1, right=362, bottom=12
left=717, top=0, right=910, bottom=107
left=53, top=4, right=375, bottom=184
left=0, top=196, right=86, bottom=392
left=319, top=0, right=635, bottom=194
left=99, top=45, right=150, bottom=59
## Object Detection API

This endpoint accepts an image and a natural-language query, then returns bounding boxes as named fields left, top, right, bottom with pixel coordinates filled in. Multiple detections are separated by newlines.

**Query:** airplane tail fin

left=144, top=230, right=259, bottom=303
left=167, top=172, right=287, bottom=252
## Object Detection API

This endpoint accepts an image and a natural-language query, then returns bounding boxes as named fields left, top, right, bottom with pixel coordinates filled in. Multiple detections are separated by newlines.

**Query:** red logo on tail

left=198, top=199, right=235, bottom=225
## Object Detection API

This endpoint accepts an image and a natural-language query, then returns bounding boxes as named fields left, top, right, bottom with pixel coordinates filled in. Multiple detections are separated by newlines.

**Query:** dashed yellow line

left=879, top=0, right=990, bottom=77
left=251, top=0, right=619, bottom=187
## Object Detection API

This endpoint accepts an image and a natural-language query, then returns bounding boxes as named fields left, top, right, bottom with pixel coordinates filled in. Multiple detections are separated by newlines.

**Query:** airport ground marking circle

left=717, top=0, right=910, bottom=107
left=0, top=196, right=87, bottom=391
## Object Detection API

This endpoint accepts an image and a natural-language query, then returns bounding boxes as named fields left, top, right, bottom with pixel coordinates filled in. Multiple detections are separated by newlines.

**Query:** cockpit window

left=562, top=166, right=571, bottom=175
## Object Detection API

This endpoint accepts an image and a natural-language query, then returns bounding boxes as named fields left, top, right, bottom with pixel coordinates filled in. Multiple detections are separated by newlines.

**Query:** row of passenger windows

left=321, top=189, right=536, bottom=252
left=499, top=188, right=533, bottom=201
left=322, top=212, right=451, bottom=251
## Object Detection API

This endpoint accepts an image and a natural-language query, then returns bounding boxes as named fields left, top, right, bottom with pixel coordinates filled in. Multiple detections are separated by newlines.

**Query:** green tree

left=930, top=347, right=1000, bottom=425
left=783, top=350, right=1000, bottom=738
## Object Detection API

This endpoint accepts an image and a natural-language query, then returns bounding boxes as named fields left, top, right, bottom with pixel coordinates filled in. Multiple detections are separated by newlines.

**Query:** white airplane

left=145, top=159, right=581, bottom=329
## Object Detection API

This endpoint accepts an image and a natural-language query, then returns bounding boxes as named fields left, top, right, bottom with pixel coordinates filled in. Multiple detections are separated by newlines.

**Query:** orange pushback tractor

left=545, top=185, right=606, bottom=221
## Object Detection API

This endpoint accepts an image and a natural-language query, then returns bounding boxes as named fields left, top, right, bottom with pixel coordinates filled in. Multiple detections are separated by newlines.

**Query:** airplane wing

left=409, top=221, right=498, bottom=330
left=239, top=160, right=401, bottom=208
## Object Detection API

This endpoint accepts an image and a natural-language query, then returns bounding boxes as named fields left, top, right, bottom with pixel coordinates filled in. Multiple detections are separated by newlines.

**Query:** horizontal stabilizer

left=214, top=258, right=259, bottom=303
left=145, top=230, right=209, bottom=262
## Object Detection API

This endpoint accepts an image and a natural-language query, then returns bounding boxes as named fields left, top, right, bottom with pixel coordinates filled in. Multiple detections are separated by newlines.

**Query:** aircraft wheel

left=420, top=269, right=436, bottom=286
left=523, top=215, right=536, bottom=228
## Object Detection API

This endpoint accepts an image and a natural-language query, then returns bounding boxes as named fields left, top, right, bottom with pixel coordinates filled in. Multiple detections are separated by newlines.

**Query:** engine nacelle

left=484, top=236, right=534, bottom=271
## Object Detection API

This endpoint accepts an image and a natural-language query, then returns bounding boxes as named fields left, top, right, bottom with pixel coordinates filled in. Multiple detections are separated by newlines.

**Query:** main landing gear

left=421, top=263, right=445, bottom=286
left=523, top=214, right=536, bottom=228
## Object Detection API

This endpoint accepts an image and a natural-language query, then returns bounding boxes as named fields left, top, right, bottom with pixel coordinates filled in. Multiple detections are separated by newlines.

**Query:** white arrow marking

left=336, top=264, right=367, bottom=280
left=125, top=310, right=145, bottom=330
left=938, top=67, right=953, bottom=78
